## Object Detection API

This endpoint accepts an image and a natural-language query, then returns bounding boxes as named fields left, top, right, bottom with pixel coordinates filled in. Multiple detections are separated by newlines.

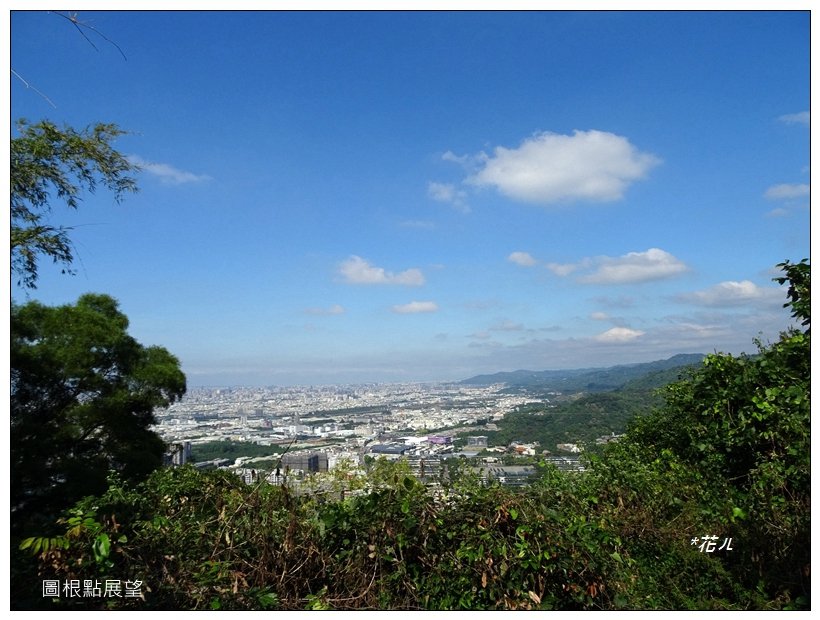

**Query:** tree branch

left=10, top=69, right=57, bottom=109
left=52, top=11, right=128, bottom=61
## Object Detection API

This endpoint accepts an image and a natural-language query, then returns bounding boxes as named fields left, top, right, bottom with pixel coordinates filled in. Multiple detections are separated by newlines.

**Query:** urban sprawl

left=155, top=383, right=595, bottom=489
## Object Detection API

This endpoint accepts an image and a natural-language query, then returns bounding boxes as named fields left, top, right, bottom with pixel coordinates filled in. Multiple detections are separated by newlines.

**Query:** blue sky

left=10, top=10, right=810, bottom=386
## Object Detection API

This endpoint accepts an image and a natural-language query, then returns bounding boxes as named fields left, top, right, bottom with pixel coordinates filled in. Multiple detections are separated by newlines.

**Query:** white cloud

left=128, top=155, right=211, bottom=184
left=441, top=150, right=478, bottom=167
left=590, top=312, right=610, bottom=321
left=778, top=111, right=809, bottom=125
left=678, top=280, right=782, bottom=307
left=428, top=181, right=470, bottom=213
left=764, top=183, right=810, bottom=200
left=593, top=326, right=645, bottom=343
left=392, top=301, right=439, bottom=314
left=305, top=304, right=345, bottom=316
left=508, top=251, right=538, bottom=267
left=579, top=248, right=688, bottom=284
left=339, top=256, right=425, bottom=286
left=465, top=130, right=660, bottom=205
left=546, top=261, right=582, bottom=277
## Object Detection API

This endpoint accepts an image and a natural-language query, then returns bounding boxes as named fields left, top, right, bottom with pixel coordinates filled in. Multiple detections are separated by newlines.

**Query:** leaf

left=92, top=533, right=111, bottom=563
left=257, top=592, right=278, bottom=609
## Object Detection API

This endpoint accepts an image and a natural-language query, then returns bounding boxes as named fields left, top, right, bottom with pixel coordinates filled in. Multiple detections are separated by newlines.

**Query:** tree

left=11, top=119, right=139, bottom=288
left=623, top=259, right=810, bottom=605
left=774, top=258, right=809, bottom=332
left=11, top=293, right=186, bottom=530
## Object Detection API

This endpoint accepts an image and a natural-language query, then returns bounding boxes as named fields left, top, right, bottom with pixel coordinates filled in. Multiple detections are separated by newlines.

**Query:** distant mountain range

left=459, top=353, right=706, bottom=393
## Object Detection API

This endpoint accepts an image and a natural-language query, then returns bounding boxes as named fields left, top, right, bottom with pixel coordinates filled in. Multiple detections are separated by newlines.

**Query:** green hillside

left=485, top=387, right=659, bottom=452
left=479, top=355, right=703, bottom=452
left=463, top=353, right=705, bottom=393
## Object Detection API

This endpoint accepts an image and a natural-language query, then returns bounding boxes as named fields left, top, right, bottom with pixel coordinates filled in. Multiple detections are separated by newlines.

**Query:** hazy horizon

left=186, top=351, right=709, bottom=389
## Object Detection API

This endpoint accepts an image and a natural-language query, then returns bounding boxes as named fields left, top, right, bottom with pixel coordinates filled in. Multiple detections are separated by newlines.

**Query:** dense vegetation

left=14, top=262, right=809, bottom=610
left=481, top=362, right=704, bottom=452
left=486, top=390, right=658, bottom=452
left=188, top=440, right=286, bottom=464
left=11, top=294, right=186, bottom=534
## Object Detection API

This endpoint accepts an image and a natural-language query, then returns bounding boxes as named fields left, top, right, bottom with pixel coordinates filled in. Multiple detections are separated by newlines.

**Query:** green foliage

left=189, top=440, right=285, bottom=463
left=622, top=259, right=810, bottom=605
left=774, top=258, right=809, bottom=330
left=486, top=388, right=656, bottom=451
left=16, top=441, right=794, bottom=610
left=11, top=119, right=139, bottom=288
left=11, top=293, right=186, bottom=531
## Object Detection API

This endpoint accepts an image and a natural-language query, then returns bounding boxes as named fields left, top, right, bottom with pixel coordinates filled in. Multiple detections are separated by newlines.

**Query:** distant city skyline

left=10, top=10, right=810, bottom=386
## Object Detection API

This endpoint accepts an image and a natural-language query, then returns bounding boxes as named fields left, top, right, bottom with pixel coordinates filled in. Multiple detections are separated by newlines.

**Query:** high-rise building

left=165, top=442, right=191, bottom=466
left=282, top=451, right=328, bottom=473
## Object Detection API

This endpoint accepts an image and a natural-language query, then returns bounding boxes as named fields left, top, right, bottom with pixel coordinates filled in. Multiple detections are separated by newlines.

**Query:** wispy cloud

left=508, top=251, right=538, bottom=267
left=399, top=220, right=436, bottom=230
left=469, top=330, right=492, bottom=340
left=591, top=295, right=636, bottom=309
left=764, top=183, right=810, bottom=200
left=428, top=181, right=470, bottom=213
left=305, top=304, right=345, bottom=316
left=777, top=111, right=809, bottom=125
left=580, top=249, right=688, bottom=284
left=441, top=150, right=476, bottom=167
left=546, top=260, right=586, bottom=277
left=677, top=280, right=782, bottom=307
left=339, top=256, right=425, bottom=286
left=128, top=155, right=211, bottom=184
left=766, top=208, right=790, bottom=218
left=489, top=320, right=525, bottom=332
left=548, top=248, right=687, bottom=284
left=461, top=130, right=660, bottom=205
left=392, top=300, right=439, bottom=314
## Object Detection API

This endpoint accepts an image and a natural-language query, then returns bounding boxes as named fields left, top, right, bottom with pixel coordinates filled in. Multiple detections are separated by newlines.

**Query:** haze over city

left=10, top=10, right=809, bottom=386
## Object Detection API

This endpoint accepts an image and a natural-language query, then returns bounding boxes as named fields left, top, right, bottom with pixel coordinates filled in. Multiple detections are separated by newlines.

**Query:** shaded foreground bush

left=13, top=447, right=803, bottom=611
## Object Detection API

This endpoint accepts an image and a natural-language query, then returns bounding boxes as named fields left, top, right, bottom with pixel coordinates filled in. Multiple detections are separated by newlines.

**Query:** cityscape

left=155, top=381, right=588, bottom=486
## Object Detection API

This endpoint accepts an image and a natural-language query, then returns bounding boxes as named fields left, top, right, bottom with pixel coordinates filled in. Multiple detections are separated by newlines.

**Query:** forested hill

left=460, top=353, right=705, bottom=392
